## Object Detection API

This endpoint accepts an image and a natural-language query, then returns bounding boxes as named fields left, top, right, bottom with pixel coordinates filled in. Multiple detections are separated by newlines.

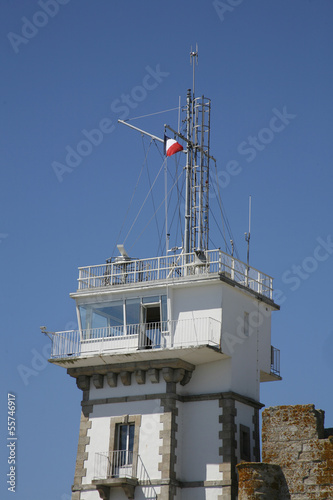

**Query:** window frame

left=77, top=294, right=168, bottom=338
left=115, top=423, right=135, bottom=467
left=109, top=415, right=141, bottom=478
left=239, top=424, right=251, bottom=462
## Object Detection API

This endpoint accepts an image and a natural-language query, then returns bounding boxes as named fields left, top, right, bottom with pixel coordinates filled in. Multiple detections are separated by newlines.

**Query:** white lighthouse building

left=47, top=60, right=280, bottom=500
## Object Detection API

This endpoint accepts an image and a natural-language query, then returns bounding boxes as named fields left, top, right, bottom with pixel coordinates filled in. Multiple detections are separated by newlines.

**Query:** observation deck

left=48, top=317, right=226, bottom=368
left=48, top=248, right=279, bottom=373
left=76, top=248, right=274, bottom=299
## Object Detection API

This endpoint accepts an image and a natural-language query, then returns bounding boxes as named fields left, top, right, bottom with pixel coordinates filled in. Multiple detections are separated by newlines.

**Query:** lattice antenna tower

left=186, top=44, right=211, bottom=255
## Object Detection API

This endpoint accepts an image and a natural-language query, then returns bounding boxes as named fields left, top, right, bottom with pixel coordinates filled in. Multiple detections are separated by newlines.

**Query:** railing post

left=219, top=319, right=222, bottom=351
left=231, top=256, right=235, bottom=281
left=170, top=319, right=174, bottom=347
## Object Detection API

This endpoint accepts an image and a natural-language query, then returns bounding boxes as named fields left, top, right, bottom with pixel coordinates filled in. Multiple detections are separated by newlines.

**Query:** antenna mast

left=119, top=47, right=212, bottom=259
left=245, top=195, right=252, bottom=284
left=187, top=45, right=211, bottom=255
left=184, top=88, right=192, bottom=256
left=190, top=44, right=198, bottom=101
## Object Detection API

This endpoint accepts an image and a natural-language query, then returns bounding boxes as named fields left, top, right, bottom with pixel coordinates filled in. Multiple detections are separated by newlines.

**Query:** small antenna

left=244, top=195, right=252, bottom=270
left=190, top=43, right=198, bottom=99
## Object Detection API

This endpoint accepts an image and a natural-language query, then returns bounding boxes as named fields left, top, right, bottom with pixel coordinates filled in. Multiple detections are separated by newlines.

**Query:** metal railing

left=94, top=450, right=136, bottom=480
left=77, top=248, right=274, bottom=299
left=270, top=345, right=280, bottom=377
left=49, top=317, right=222, bottom=359
left=94, top=451, right=157, bottom=498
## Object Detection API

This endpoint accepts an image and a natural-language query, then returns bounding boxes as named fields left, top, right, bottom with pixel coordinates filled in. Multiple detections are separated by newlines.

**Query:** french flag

left=164, top=135, right=183, bottom=157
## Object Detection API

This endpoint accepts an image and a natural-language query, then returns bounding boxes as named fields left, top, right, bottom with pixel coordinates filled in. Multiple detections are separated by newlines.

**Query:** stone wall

left=237, top=462, right=289, bottom=500
left=237, top=404, right=333, bottom=500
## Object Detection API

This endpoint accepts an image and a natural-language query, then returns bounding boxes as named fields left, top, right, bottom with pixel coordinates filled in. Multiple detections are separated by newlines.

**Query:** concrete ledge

left=92, top=477, right=138, bottom=500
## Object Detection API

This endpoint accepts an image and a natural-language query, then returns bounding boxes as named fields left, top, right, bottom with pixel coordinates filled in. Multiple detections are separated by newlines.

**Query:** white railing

left=94, top=450, right=136, bottom=480
left=270, top=345, right=281, bottom=377
left=77, top=249, right=274, bottom=299
left=49, top=317, right=221, bottom=359
left=94, top=451, right=157, bottom=498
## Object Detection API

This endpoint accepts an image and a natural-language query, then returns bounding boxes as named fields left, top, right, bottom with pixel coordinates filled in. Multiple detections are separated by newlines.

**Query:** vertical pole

left=184, top=89, right=192, bottom=257
left=192, top=55, right=194, bottom=99
left=165, top=158, right=168, bottom=254
left=231, top=240, right=235, bottom=280
left=192, top=97, right=198, bottom=251
left=245, top=195, right=251, bottom=286
left=206, top=98, right=211, bottom=251
left=198, top=96, right=205, bottom=251
left=247, top=195, right=251, bottom=269
left=190, top=47, right=197, bottom=253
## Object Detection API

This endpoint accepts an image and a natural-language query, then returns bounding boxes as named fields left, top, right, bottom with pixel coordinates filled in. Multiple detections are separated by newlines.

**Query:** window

left=125, top=298, right=141, bottom=335
left=141, top=297, right=161, bottom=349
left=142, top=295, right=160, bottom=304
left=79, top=301, right=124, bottom=338
left=79, top=305, right=86, bottom=329
left=240, top=424, right=251, bottom=461
left=161, top=295, right=168, bottom=332
left=78, top=295, right=168, bottom=342
left=116, top=424, right=135, bottom=465
left=109, top=416, right=141, bottom=479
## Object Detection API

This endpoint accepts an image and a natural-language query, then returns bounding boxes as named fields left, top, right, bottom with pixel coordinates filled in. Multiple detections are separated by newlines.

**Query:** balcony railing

left=94, top=451, right=157, bottom=498
left=49, top=317, right=221, bottom=360
left=77, top=248, right=274, bottom=299
left=270, top=345, right=280, bottom=377
left=94, top=450, right=136, bottom=480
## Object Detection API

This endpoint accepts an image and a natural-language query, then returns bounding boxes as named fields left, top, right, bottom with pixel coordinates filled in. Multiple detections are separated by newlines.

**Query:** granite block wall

left=237, top=404, right=333, bottom=500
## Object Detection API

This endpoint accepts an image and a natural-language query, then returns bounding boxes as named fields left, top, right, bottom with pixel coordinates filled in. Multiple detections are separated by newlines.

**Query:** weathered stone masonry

left=237, top=404, right=333, bottom=500
left=237, top=462, right=289, bottom=500
left=218, top=397, right=237, bottom=500
left=72, top=379, right=93, bottom=500
left=159, top=379, right=179, bottom=500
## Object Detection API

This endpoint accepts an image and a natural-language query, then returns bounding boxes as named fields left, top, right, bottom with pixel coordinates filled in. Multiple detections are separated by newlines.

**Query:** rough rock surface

left=237, top=404, right=333, bottom=499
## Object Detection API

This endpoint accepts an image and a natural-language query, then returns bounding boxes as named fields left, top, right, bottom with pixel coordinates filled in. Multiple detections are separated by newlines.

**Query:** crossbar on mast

left=118, top=119, right=164, bottom=144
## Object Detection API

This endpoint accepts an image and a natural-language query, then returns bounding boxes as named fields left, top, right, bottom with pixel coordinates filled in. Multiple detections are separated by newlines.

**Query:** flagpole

left=165, top=158, right=168, bottom=254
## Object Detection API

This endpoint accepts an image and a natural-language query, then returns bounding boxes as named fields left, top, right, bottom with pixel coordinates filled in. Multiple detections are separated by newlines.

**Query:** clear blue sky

left=1, top=1, right=332, bottom=498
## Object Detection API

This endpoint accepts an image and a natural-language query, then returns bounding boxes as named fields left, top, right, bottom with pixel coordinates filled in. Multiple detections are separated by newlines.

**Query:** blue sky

left=1, top=1, right=333, bottom=498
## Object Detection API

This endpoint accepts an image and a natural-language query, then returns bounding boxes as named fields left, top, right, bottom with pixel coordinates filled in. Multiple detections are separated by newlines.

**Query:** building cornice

left=81, top=390, right=264, bottom=411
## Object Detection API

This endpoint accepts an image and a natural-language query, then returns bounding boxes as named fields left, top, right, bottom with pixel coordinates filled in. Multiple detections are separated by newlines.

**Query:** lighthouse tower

left=47, top=57, right=280, bottom=500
